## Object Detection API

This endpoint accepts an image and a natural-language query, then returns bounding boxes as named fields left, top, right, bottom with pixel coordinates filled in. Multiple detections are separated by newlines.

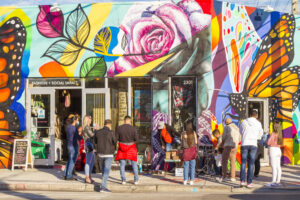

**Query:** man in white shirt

left=239, top=110, right=263, bottom=188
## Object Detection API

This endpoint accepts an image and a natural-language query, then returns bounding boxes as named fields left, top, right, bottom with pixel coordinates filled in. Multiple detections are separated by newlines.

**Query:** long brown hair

left=186, top=121, right=195, bottom=147
left=273, top=120, right=283, bottom=145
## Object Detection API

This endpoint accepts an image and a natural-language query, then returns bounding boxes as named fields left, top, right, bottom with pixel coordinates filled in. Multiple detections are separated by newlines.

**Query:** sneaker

left=100, top=188, right=111, bottom=193
left=223, top=177, right=229, bottom=181
left=189, top=181, right=194, bottom=185
left=230, top=178, right=236, bottom=182
left=183, top=180, right=187, bottom=185
left=240, top=181, right=246, bottom=187
left=275, top=183, right=282, bottom=187
left=122, top=181, right=126, bottom=185
left=134, top=181, right=139, bottom=185
left=247, top=183, right=254, bottom=188
left=266, top=182, right=276, bottom=187
left=216, top=177, right=223, bottom=182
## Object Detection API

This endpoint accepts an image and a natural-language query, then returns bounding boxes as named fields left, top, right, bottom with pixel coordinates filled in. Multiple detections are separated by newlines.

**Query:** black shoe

left=62, top=176, right=66, bottom=180
left=100, top=188, right=111, bottom=193
left=66, top=177, right=77, bottom=181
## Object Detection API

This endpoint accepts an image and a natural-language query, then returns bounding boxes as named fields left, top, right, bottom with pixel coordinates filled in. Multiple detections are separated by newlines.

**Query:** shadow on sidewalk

left=0, top=182, right=53, bottom=200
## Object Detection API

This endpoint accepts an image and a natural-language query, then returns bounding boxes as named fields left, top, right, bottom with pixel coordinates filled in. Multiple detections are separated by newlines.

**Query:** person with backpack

left=266, top=120, right=283, bottom=187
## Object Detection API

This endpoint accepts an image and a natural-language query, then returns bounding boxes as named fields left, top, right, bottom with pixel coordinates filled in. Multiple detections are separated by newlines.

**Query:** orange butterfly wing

left=0, top=17, right=26, bottom=168
left=242, top=14, right=298, bottom=122
left=244, top=14, right=295, bottom=94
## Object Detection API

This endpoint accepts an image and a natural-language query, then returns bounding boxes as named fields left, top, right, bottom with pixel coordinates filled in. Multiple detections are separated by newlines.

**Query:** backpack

left=161, top=128, right=173, bottom=144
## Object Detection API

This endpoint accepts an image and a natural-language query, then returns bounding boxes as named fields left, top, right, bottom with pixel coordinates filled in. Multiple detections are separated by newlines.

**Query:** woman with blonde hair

left=82, top=115, right=96, bottom=183
left=181, top=121, right=198, bottom=185
left=266, top=120, right=283, bottom=187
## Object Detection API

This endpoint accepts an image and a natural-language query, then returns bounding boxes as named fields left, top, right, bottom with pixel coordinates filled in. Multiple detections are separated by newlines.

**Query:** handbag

left=85, top=141, right=94, bottom=153
left=182, top=146, right=197, bottom=161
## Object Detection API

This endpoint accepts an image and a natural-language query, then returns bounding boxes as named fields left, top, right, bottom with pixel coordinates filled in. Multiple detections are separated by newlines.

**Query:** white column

left=128, top=78, right=131, bottom=117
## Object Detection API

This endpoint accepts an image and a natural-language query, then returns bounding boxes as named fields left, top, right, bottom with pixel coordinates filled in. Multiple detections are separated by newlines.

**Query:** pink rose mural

left=108, top=0, right=211, bottom=76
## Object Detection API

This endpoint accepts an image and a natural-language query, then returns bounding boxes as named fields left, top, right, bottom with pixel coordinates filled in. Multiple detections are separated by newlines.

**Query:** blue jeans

left=240, top=145, right=257, bottom=184
left=84, top=151, right=95, bottom=176
left=120, top=159, right=139, bottom=182
left=183, top=159, right=196, bottom=181
left=100, top=157, right=113, bottom=188
left=64, top=145, right=77, bottom=179
left=165, top=143, right=172, bottom=151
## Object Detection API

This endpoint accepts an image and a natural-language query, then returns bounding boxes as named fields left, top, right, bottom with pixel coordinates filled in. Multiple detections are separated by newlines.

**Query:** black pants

left=94, top=153, right=102, bottom=173
left=254, top=153, right=261, bottom=176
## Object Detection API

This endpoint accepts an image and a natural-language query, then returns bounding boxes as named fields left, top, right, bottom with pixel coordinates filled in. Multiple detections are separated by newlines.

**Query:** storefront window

left=171, top=77, right=197, bottom=134
left=31, top=94, right=51, bottom=159
left=132, top=78, right=152, bottom=154
left=109, top=78, right=128, bottom=130
left=85, top=78, right=105, bottom=88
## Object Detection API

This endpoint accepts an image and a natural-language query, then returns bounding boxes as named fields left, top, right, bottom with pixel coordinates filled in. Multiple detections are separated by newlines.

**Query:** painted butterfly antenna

left=207, top=88, right=230, bottom=95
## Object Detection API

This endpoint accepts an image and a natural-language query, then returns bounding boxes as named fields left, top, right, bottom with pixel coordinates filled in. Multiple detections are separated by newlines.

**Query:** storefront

left=1, top=0, right=299, bottom=170
left=26, top=77, right=153, bottom=166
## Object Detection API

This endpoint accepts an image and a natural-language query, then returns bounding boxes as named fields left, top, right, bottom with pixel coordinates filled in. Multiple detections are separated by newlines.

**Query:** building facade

left=0, top=0, right=299, bottom=169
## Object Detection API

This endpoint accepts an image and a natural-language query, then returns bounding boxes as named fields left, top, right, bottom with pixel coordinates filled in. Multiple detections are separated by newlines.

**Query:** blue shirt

left=66, top=125, right=82, bottom=148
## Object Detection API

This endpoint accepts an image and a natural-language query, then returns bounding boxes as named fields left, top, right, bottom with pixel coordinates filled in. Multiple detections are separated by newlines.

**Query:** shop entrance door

left=26, top=88, right=55, bottom=166
left=82, top=88, right=110, bottom=128
left=247, top=98, right=269, bottom=165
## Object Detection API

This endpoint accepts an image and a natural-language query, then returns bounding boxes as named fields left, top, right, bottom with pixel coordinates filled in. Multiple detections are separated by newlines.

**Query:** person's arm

left=112, top=131, right=117, bottom=146
left=93, top=131, right=97, bottom=148
left=134, top=127, right=138, bottom=142
left=115, top=127, right=119, bottom=142
left=194, top=132, right=198, bottom=145
left=160, top=130, right=166, bottom=149
left=222, top=127, right=229, bottom=145
left=267, top=133, right=274, bottom=146
left=85, top=126, right=94, bottom=138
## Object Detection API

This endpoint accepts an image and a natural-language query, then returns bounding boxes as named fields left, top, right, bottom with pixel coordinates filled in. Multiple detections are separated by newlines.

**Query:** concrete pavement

left=0, top=165, right=299, bottom=193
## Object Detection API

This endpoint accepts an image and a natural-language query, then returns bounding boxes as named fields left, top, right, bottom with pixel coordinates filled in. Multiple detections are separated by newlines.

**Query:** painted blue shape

left=231, top=26, right=233, bottom=32
left=249, top=9, right=283, bottom=40
left=215, top=75, right=233, bottom=123
left=10, top=102, right=26, bottom=131
left=95, top=26, right=120, bottom=62
left=213, top=0, right=223, bottom=16
left=230, top=3, right=235, bottom=11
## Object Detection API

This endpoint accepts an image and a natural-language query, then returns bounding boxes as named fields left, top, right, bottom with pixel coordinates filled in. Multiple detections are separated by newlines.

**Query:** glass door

left=26, top=88, right=55, bottom=166
left=82, top=89, right=110, bottom=129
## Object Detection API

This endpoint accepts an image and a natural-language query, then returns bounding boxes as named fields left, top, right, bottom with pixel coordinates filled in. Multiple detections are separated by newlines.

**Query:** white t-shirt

left=239, top=117, right=264, bottom=147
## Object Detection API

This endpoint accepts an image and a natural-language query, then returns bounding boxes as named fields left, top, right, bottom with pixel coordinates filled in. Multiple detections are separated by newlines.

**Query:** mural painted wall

left=1, top=0, right=300, bottom=169
left=211, top=0, right=300, bottom=165
left=0, top=0, right=212, bottom=169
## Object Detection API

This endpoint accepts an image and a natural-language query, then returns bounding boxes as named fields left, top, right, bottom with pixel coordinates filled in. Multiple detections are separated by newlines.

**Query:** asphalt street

left=1, top=191, right=300, bottom=200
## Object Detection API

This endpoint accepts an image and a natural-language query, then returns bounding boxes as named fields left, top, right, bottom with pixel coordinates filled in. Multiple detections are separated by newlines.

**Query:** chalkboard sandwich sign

left=11, top=139, right=33, bottom=171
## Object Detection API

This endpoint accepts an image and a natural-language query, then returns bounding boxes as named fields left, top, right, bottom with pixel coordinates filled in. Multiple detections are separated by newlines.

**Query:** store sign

left=29, top=79, right=81, bottom=87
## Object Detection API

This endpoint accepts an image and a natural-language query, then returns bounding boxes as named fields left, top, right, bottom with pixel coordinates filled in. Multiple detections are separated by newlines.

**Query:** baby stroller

left=196, top=145, right=216, bottom=176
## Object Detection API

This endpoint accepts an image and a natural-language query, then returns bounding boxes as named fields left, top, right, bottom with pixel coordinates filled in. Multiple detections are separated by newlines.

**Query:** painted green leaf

left=94, top=27, right=111, bottom=55
left=80, top=57, right=107, bottom=78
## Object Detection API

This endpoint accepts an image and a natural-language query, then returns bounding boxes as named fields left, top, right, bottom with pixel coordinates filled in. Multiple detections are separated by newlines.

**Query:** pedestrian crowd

left=62, top=110, right=283, bottom=192
left=213, top=110, right=283, bottom=188
left=63, top=115, right=138, bottom=193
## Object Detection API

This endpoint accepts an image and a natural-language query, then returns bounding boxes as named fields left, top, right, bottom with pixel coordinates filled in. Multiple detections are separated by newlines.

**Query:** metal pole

left=292, top=0, right=299, bottom=14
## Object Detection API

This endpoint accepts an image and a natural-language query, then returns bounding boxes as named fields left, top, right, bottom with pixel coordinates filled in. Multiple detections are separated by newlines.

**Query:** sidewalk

left=0, top=165, right=299, bottom=193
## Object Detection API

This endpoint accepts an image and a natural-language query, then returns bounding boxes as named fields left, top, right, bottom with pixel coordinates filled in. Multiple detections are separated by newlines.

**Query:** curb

left=0, top=183, right=299, bottom=193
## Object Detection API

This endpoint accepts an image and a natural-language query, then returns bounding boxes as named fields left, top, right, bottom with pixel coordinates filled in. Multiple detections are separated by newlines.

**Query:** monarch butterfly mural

left=0, top=17, right=25, bottom=168
left=212, top=0, right=300, bottom=165
left=224, top=13, right=299, bottom=123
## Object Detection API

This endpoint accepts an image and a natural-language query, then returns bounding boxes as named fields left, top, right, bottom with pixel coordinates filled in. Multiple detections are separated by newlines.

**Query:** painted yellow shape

left=0, top=6, right=16, bottom=17
left=116, top=53, right=174, bottom=77
left=61, top=3, right=113, bottom=76
left=282, top=121, right=293, bottom=130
